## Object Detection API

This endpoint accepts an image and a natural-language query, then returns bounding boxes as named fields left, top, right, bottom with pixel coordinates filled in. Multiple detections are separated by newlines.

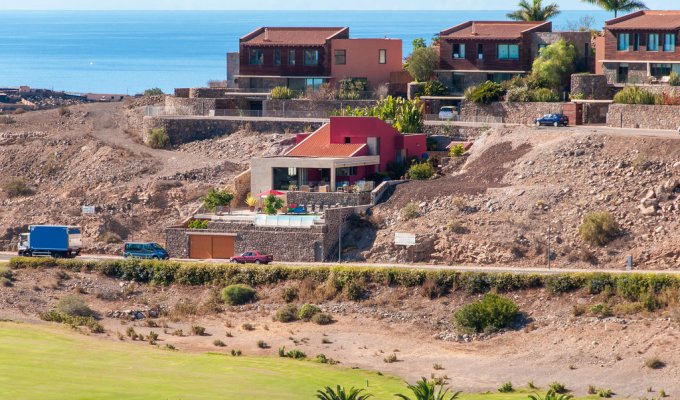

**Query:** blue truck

left=17, top=225, right=82, bottom=258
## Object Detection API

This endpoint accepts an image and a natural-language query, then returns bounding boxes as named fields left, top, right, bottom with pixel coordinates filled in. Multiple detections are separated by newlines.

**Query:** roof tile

left=286, top=124, right=365, bottom=158
left=242, top=27, right=347, bottom=46
left=606, top=10, right=680, bottom=30
left=441, top=21, right=549, bottom=40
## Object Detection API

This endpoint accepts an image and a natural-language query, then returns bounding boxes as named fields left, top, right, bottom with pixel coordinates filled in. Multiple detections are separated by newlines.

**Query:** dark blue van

left=123, top=242, right=169, bottom=260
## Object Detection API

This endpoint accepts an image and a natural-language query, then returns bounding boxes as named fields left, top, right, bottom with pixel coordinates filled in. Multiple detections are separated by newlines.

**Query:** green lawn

left=0, top=322, right=599, bottom=399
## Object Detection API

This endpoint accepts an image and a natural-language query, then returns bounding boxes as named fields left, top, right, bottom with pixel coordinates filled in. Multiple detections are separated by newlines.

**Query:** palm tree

left=395, top=378, right=460, bottom=400
left=580, top=0, right=648, bottom=18
left=528, top=390, right=574, bottom=400
left=317, top=385, right=373, bottom=400
left=507, top=0, right=561, bottom=21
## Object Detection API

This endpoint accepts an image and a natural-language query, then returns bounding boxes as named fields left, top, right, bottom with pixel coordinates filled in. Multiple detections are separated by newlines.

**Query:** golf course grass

left=0, top=321, right=599, bottom=399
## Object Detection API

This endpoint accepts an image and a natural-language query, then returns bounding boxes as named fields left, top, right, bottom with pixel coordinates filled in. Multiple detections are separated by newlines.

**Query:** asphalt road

left=2, top=251, right=677, bottom=275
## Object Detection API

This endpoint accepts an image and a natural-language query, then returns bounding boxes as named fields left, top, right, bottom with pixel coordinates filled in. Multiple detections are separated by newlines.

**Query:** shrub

left=279, top=347, right=306, bottom=359
left=2, top=178, right=33, bottom=198
left=256, top=340, right=269, bottom=349
left=408, top=162, right=434, bottom=180
left=613, top=86, right=661, bottom=105
left=241, top=323, right=255, bottom=331
left=143, top=88, right=164, bottom=96
left=57, top=106, right=70, bottom=116
left=311, top=312, right=333, bottom=325
left=448, top=144, right=465, bottom=157
left=344, top=280, right=366, bottom=301
left=422, top=80, right=448, bottom=96
left=645, top=357, right=665, bottom=369
left=401, top=202, right=421, bottom=220
left=0, top=266, right=13, bottom=282
left=57, top=295, right=94, bottom=317
left=578, top=211, right=620, bottom=246
left=147, top=331, right=159, bottom=344
left=0, top=115, right=16, bottom=124
left=203, top=189, right=234, bottom=212
left=213, top=339, right=226, bottom=347
left=14, top=108, right=26, bottom=115
left=589, top=303, right=613, bottom=318
left=270, top=86, right=298, bottom=100
left=406, top=47, right=438, bottom=82
left=281, top=287, right=298, bottom=303
left=40, top=310, right=103, bottom=333
left=530, top=88, right=560, bottom=102
left=298, top=304, right=321, bottom=321
left=190, top=325, right=206, bottom=336
left=221, top=284, right=257, bottom=305
left=531, top=39, right=577, bottom=90
left=231, top=349, right=242, bottom=356
left=548, top=381, right=569, bottom=394
left=146, top=127, right=170, bottom=149
left=669, top=71, right=680, bottom=86
left=546, top=275, right=584, bottom=294
left=263, top=194, right=284, bottom=215
left=275, top=304, right=299, bottom=323
left=498, top=382, right=514, bottom=393
left=453, top=293, right=520, bottom=334
left=465, top=81, right=504, bottom=104
left=187, top=219, right=208, bottom=230
left=383, top=353, right=398, bottom=363
left=505, top=85, right=532, bottom=102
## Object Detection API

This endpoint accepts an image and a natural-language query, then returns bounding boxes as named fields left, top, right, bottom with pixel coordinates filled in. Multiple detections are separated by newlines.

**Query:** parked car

left=230, top=251, right=273, bottom=265
left=438, top=106, right=458, bottom=120
left=123, top=242, right=169, bottom=260
left=535, top=113, right=569, bottom=127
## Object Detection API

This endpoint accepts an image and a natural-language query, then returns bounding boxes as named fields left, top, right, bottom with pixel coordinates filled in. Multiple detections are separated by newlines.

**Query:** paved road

left=2, top=251, right=677, bottom=275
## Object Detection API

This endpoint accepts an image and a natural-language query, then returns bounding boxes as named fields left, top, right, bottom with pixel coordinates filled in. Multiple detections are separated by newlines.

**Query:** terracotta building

left=233, top=27, right=402, bottom=92
left=596, top=10, right=680, bottom=84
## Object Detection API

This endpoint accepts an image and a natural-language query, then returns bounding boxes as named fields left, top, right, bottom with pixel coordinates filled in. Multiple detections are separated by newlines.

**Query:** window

left=336, top=167, right=357, bottom=177
left=249, top=49, right=263, bottom=65
left=452, top=43, right=465, bottom=59
left=498, top=44, right=519, bottom=60
left=617, top=33, right=629, bottom=51
left=288, top=49, right=296, bottom=65
left=538, top=43, right=548, bottom=53
left=379, top=49, right=387, bottom=64
left=477, top=44, right=484, bottom=60
left=664, top=33, right=676, bottom=52
left=304, top=49, right=319, bottom=65
left=334, top=49, right=346, bottom=65
left=344, top=137, right=351, bottom=144
left=305, top=78, right=324, bottom=90
left=274, top=48, right=281, bottom=66
left=633, top=33, right=640, bottom=51
left=651, top=63, right=672, bottom=78
left=648, top=33, right=659, bottom=51
left=452, top=72, right=465, bottom=92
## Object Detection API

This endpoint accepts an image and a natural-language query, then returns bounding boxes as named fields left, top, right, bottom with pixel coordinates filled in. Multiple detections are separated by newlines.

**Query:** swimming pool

left=255, top=214, right=323, bottom=228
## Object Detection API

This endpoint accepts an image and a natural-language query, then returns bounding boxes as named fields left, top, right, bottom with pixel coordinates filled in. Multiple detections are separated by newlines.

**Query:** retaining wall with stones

left=460, top=100, right=564, bottom=124
left=263, top=99, right=377, bottom=118
left=607, top=103, right=680, bottom=130
left=142, top=116, right=324, bottom=145
left=286, top=191, right=372, bottom=208
left=165, top=97, right=218, bottom=116
left=571, top=74, right=610, bottom=100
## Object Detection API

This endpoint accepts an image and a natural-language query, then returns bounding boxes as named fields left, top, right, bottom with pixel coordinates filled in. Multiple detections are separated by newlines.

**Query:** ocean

left=0, top=10, right=611, bottom=94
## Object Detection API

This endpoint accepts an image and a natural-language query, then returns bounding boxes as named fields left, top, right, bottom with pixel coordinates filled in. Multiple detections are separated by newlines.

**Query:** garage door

left=189, top=235, right=235, bottom=259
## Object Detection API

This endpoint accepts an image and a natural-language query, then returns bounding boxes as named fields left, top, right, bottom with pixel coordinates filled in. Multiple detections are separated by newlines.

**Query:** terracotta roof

left=606, top=10, right=680, bottom=30
left=441, top=21, right=550, bottom=40
left=241, top=27, right=348, bottom=46
left=286, top=124, right=366, bottom=158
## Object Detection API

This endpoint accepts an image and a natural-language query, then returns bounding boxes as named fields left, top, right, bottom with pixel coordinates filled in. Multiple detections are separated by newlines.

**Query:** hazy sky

left=0, top=0, right=676, bottom=10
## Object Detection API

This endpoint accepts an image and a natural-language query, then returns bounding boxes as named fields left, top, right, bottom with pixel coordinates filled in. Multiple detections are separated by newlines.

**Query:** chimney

left=264, top=28, right=269, bottom=41
left=471, top=23, right=478, bottom=36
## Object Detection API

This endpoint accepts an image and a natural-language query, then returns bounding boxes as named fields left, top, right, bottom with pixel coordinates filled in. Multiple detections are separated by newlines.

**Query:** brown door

left=212, top=236, right=234, bottom=259
left=189, top=235, right=212, bottom=259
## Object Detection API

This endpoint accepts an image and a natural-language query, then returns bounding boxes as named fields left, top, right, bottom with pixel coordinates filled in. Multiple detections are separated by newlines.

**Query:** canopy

left=257, top=189, right=285, bottom=197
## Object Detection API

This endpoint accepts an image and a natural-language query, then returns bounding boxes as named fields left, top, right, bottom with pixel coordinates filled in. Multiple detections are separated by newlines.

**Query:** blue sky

left=0, top=0, right=675, bottom=10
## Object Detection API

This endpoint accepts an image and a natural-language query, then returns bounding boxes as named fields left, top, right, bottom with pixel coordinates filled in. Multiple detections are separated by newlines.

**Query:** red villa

left=250, top=117, right=426, bottom=196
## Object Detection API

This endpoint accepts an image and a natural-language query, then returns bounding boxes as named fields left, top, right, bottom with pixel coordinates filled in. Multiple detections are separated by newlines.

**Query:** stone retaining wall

left=165, top=97, right=217, bottom=116
left=142, top=116, right=324, bottom=145
left=263, top=99, right=377, bottom=118
left=460, top=100, right=563, bottom=124
left=286, top=191, right=372, bottom=208
left=571, top=74, right=610, bottom=100
left=607, top=103, right=680, bottom=130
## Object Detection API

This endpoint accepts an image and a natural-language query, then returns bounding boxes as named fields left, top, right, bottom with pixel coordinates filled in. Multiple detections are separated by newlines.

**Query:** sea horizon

left=0, top=10, right=612, bottom=93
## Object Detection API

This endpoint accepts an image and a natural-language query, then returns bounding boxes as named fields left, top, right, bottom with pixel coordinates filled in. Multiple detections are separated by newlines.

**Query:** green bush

left=202, top=188, right=234, bottom=212
left=263, top=193, right=285, bottom=215
left=278, top=347, right=306, bottom=359
left=221, top=284, right=257, bottom=305
left=408, top=162, right=434, bottom=180
left=297, top=304, right=321, bottom=321
left=613, top=87, right=661, bottom=105
left=143, top=88, right=164, bottom=96
left=498, top=382, right=514, bottom=393
left=57, top=295, right=94, bottom=317
left=311, top=312, right=333, bottom=325
left=281, top=287, right=298, bottom=303
left=344, top=280, right=366, bottom=301
left=548, top=381, right=569, bottom=394
left=448, top=144, right=465, bottom=157
left=401, top=202, right=421, bottom=221
left=187, top=219, right=208, bottom=229
left=146, top=127, right=170, bottom=149
left=406, top=47, right=438, bottom=82
left=453, top=293, right=520, bottom=334
left=270, top=86, right=298, bottom=100
left=546, top=274, right=584, bottom=294
left=578, top=211, right=620, bottom=246
left=40, top=310, right=104, bottom=333
left=669, top=71, right=680, bottom=86
left=530, top=88, right=560, bottom=102
left=465, top=81, right=504, bottom=104
left=531, top=39, right=577, bottom=90
left=422, top=80, right=448, bottom=96
left=505, top=85, right=532, bottom=102
left=2, top=178, right=33, bottom=198
left=275, top=304, right=299, bottom=323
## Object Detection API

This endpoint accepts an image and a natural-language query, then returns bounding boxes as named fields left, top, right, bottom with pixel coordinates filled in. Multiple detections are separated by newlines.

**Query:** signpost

left=395, top=232, right=416, bottom=263
left=81, top=206, right=96, bottom=214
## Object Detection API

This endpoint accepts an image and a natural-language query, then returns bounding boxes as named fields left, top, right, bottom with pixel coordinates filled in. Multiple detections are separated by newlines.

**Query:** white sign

left=81, top=206, right=96, bottom=214
left=395, top=232, right=416, bottom=246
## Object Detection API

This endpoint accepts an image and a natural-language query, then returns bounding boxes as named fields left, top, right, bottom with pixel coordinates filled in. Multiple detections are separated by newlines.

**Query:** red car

left=230, top=251, right=274, bottom=265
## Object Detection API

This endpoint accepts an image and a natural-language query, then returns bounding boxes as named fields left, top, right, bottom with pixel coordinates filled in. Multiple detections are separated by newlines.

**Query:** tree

left=531, top=39, right=577, bottom=90
left=412, top=38, right=427, bottom=50
left=143, top=87, right=164, bottom=96
left=202, top=189, right=234, bottom=212
left=405, top=47, right=438, bottom=82
left=316, top=386, right=373, bottom=400
left=263, top=194, right=284, bottom=215
left=580, top=0, right=647, bottom=17
left=396, top=378, right=460, bottom=400
left=507, top=0, right=560, bottom=21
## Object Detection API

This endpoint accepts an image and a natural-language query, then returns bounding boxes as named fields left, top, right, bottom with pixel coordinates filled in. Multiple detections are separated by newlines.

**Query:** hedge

left=8, top=257, right=680, bottom=300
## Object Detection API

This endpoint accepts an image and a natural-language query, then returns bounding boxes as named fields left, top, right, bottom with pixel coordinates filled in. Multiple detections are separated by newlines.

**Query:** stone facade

left=435, top=71, right=490, bottom=95
left=459, top=100, right=564, bottom=124
left=607, top=103, right=680, bottom=130
left=571, top=74, right=610, bottom=100
left=602, top=62, right=647, bottom=85
left=164, top=97, right=218, bottom=116
left=262, top=99, right=377, bottom=118
left=143, top=116, right=324, bottom=145
left=581, top=102, right=610, bottom=124
left=286, top=191, right=372, bottom=208
left=530, top=32, right=593, bottom=72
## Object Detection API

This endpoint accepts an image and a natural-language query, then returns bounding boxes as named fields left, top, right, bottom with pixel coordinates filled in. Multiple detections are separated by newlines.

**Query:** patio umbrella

left=257, top=189, right=285, bottom=198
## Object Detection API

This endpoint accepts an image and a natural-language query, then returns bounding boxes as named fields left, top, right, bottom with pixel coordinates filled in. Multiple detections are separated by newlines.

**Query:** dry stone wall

left=287, top=192, right=372, bottom=208
left=460, top=100, right=563, bottom=124
left=607, top=104, right=680, bottom=130
left=263, top=99, right=377, bottom=118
